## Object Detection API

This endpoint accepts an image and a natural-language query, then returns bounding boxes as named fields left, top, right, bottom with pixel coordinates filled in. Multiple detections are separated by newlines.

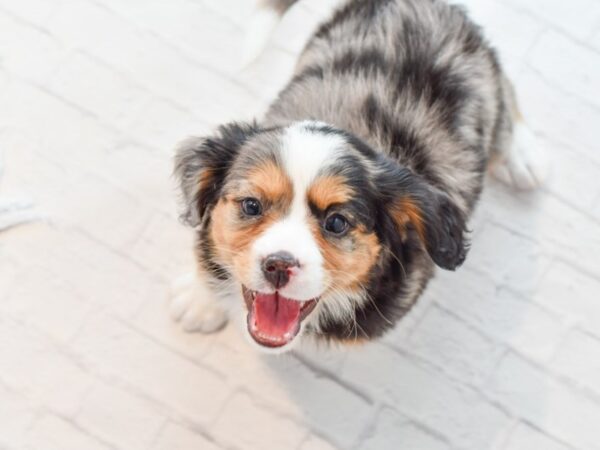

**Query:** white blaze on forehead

left=279, top=121, right=346, bottom=198
left=249, top=121, right=347, bottom=300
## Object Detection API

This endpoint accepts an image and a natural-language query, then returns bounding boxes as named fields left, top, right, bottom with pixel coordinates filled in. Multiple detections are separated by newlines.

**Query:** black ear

left=173, top=122, right=260, bottom=226
left=376, top=158, right=469, bottom=271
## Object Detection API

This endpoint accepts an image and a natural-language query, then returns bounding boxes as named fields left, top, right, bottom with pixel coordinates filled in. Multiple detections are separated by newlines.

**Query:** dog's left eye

left=324, top=213, right=349, bottom=235
left=241, top=198, right=262, bottom=216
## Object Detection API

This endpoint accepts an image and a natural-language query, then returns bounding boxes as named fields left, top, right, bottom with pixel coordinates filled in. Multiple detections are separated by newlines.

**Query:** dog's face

left=175, top=121, right=467, bottom=352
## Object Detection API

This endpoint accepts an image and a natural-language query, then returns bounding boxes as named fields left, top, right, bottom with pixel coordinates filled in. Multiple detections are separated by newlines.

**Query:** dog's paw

left=491, top=125, right=549, bottom=190
left=169, top=274, right=228, bottom=333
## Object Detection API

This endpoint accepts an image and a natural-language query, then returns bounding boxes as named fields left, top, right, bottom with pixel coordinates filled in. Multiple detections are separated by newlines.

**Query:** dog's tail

left=241, top=0, right=300, bottom=67
left=263, top=0, right=300, bottom=14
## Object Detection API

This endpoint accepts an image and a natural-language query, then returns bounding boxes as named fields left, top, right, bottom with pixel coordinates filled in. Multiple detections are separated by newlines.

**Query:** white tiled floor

left=1, top=0, right=599, bottom=449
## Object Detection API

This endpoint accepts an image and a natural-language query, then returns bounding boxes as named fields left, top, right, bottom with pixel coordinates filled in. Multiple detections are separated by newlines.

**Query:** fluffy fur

left=172, top=0, right=543, bottom=352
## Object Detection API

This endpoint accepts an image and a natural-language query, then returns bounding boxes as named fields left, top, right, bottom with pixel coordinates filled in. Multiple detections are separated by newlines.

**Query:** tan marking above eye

left=245, top=160, right=293, bottom=206
left=307, top=175, right=354, bottom=211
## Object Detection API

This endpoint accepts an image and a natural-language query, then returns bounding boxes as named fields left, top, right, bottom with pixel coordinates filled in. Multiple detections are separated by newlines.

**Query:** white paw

left=491, top=125, right=549, bottom=190
left=169, top=274, right=228, bottom=333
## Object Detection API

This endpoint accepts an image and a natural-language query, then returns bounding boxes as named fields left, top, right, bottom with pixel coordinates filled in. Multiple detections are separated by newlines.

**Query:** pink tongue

left=252, top=293, right=301, bottom=340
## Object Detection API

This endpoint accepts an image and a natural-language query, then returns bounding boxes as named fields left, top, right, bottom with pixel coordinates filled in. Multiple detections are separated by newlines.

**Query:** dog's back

left=264, top=0, right=511, bottom=214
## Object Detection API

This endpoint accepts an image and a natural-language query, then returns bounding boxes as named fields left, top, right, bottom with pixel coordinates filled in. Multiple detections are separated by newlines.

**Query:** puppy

left=171, top=0, right=546, bottom=353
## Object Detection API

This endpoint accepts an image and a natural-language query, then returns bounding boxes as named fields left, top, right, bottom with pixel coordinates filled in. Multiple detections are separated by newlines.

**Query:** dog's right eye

left=241, top=198, right=262, bottom=217
left=324, top=213, right=350, bottom=235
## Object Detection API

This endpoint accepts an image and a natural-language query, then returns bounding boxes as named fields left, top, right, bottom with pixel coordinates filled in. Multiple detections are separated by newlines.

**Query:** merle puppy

left=171, top=0, right=546, bottom=353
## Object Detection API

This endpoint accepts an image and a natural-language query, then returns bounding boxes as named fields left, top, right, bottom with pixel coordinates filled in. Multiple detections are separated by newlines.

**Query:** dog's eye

left=324, top=214, right=349, bottom=235
left=241, top=198, right=262, bottom=216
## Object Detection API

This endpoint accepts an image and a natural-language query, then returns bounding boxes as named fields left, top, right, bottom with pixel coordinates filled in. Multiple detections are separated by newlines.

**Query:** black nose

left=261, top=251, right=298, bottom=289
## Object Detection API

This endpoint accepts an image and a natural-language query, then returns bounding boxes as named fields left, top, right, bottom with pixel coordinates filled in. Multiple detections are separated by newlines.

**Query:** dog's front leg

left=169, top=272, right=228, bottom=333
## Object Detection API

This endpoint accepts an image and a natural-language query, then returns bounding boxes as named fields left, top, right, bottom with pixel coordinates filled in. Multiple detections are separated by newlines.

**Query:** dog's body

left=172, top=0, right=546, bottom=352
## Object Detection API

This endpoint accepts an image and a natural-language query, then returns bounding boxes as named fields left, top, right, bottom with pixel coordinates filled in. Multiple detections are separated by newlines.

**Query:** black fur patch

left=290, top=65, right=324, bottom=85
left=361, top=94, right=443, bottom=187
left=391, top=33, right=470, bottom=132
left=331, top=49, right=391, bottom=75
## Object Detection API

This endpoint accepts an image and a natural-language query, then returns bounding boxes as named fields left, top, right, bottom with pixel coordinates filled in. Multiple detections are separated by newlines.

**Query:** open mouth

left=242, top=286, right=318, bottom=348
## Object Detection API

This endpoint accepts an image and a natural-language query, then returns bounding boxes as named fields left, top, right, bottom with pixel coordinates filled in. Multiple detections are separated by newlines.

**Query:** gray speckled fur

left=265, top=0, right=515, bottom=214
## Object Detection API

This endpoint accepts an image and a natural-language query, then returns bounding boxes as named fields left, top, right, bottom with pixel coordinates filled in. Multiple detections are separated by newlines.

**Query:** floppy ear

left=376, top=158, right=469, bottom=270
left=173, top=122, right=260, bottom=226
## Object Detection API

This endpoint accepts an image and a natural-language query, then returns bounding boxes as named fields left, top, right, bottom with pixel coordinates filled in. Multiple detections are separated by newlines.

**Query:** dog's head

left=175, top=121, right=468, bottom=352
